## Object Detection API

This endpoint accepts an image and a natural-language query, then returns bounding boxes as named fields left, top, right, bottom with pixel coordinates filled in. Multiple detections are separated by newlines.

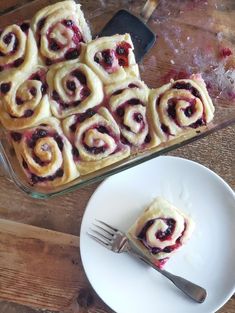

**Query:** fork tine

left=87, top=232, right=111, bottom=249
left=90, top=228, right=112, bottom=242
left=95, top=219, right=118, bottom=232
left=93, top=223, right=114, bottom=237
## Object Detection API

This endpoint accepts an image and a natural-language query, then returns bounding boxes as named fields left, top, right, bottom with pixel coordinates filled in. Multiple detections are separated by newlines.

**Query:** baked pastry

left=0, top=23, right=37, bottom=79
left=148, top=74, right=215, bottom=142
left=10, top=117, right=79, bottom=187
left=0, top=66, right=50, bottom=130
left=128, top=197, right=195, bottom=268
left=47, top=61, right=103, bottom=119
left=84, top=34, right=139, bottom=85
left=105, top=79, right=159, bottom=152
left=31, top=0, right=91, bottom=65
left=62, top=107, right=130, bottom=175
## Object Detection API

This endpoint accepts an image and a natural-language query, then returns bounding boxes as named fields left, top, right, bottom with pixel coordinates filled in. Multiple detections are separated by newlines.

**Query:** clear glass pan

left=0, top=0, right=234, bottom=198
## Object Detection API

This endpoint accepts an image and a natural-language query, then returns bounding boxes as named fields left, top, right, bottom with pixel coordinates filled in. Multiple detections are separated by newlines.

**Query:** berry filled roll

left=62, top=107, right=130, bottom=175
left=31, top=0, right=91, bottom=65
left=10, top=117, right=79, bottom=187
left=105, top=79, right=159, bottom=153
left=0, top=23, right=37, bottom=79
left=0, top=66, right=50, bottom=130
left=128, top=197, right=195, bottom=268
left=47, top=61, right=103, bottom=119
left=149, top=74, right=215, bottom=142
left=84, top=34, right=139, bottom=85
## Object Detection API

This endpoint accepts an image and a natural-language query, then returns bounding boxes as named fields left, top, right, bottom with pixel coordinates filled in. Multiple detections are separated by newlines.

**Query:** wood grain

left=0, top=0, right=234, bottom=313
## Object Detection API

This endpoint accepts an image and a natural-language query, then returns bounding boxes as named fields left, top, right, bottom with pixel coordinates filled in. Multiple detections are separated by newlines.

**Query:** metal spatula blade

left=98, top=1, right=159, bottom=62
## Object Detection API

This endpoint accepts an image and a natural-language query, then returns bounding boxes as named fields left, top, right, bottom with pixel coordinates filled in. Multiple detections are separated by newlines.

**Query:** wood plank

left=0, top=218, right=83, bottom=312
left=0, top=0, right=32, bottom=13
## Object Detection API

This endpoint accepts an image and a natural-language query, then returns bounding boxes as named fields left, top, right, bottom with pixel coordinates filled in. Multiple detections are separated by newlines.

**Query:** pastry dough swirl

left=63, top=107, right=130, bottom=175
left=149, top=75, right=215, bottom=142
left=47, top=62, right=103, bottom=119
left=0, top=67, right=50, bottom=130
left=85, top=34, right=139, bottom=85
left=0, top=24, right=37, bottom=78
left=106, top=81, right=159, bottom=152
left=10, top=117, right=79, bottom=187
left=31, top=0, right=91, bottom=65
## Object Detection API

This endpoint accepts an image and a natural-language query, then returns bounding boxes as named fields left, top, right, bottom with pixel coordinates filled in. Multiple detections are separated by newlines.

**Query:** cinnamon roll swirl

left=106, top=81, right=159, bottom=152
left=47, top=62, right=103, bottom=119
left=84, top=34, right=139, bottom=85
left=62, top=107, right=130, bottom=175
left=149, top=75, right=215, bottom=142
left=0, top=23, right=37, bottom=78
left=31, top=0, right=91, bottom=65
left=128, top=197, right=195, bottom=268
left=10, top=117, right=79, bottom=187
left=0, top=67, right=50, bottom=130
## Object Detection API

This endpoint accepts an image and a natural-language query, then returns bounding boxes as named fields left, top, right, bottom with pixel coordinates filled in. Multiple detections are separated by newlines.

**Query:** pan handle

left=140, top=0, right=159, bottom=23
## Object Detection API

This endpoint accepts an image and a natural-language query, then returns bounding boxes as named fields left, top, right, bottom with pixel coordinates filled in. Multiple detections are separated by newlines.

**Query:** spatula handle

left=140, top=0, right=159, bottom=23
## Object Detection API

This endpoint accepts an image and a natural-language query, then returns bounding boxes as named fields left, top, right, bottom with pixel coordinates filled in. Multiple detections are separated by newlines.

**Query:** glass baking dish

left=0, top=0, right=234, bottom=198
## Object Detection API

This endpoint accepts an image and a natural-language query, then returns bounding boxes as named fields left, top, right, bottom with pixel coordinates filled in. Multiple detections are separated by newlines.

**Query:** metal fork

left=88, top=220, right=207, bottom=303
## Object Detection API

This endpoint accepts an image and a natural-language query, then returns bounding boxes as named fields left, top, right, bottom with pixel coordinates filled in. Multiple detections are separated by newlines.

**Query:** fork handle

left=129, top=250, right=207, bottom=303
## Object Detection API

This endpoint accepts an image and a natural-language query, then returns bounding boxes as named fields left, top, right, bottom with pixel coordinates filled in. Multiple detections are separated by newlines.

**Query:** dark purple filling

left=94, top=56, right=100, bottom=63
left=128, top=83, right=138, bottom=88
left=128, top=98, right=141, bottom=105
left=0, top=82, right=11, bottom=94
left=30, top=87, right=37, bottom=97
left=102, top=50, right=113, bottom=66
left=54, top=134, right=64, bottom=151
left=72, top=100, right=81, bottom=107
left=184, top=106, right=193, bottom=117
left=80, top=87, right=90, bottom=99
left=31, top=168, right=64, bottom=184
left=50, top=40, right=60, bottom=51
left=24, top=109, right=34, bottom=117
left=173, top=82, right=201, bottom=99
left=63, top=20, right=74, bottom=27
left=72, top=70, right=87, bottom=85
left=22, top=159, right=28, bottom=169
left=190, top=118, right=205, bottom=128
left=66, top=80, right=76, bottom=91
left=167, top=100, right=176, bottom=120
left=14, top=58, right=24, bottom=67
left=97, top=125, right=109, bottom=134
left=0, top=66, right=4, bottom=71
left=70, top=123, right=77, bottom=132
left=11, top=132, right=22, bottom=142
left=27, top=129, right=48, bottom=148
left=52, top=90, right=61, bottom=101
left=116, top=107, right=124, bottom=117
left=16, top=97, right=24, bottom=105
left=33, top=154, right=45, bottom=166
left=134, top=113, right=143, bottom=123
left=38, top=18, right=46, bottom=31
left=85, top=144, right=106, bottom=154
left=144, top=134, right=151, bottom=144
left=76, top=109, right=96, bottom=123
left=72, top=146, right=80, bottom=158
left=3, top=33, right=13, bottom=45
left=45, top=58, right=53, bottom=66
left=20, top=23, right=30, bottom=33
left=161, top=124, right=170, bottom=134
left=65, top=48, right=80, bottom=60
left=41, top=83, right=48, bottom=94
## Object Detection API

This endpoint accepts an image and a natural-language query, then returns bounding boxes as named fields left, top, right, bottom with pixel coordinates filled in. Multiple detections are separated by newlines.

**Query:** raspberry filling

left=157, top=82, right=206, bottom=133
left=52, top=70, right=90, bottom=110
left=137, top=218, right=185, bottom=255
left=40, top=19, right=84, bottom=64
left=94, top=41, right=131, bottom=72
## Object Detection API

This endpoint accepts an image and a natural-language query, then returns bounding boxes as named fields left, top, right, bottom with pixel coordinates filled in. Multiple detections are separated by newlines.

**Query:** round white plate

left=80, top=156, right=235, bottom=313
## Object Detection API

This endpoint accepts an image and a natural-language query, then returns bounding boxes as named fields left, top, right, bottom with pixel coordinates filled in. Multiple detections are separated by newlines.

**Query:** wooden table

left=0, top=1, right=234, bottom=313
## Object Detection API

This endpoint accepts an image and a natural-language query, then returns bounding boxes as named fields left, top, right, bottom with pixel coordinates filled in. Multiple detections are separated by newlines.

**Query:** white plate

left=80, top=156, right=235, bottom=313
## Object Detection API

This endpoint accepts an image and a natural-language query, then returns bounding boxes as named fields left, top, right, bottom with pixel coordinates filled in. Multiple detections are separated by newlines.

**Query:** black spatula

left=98, top=0, right=159, bottom=63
